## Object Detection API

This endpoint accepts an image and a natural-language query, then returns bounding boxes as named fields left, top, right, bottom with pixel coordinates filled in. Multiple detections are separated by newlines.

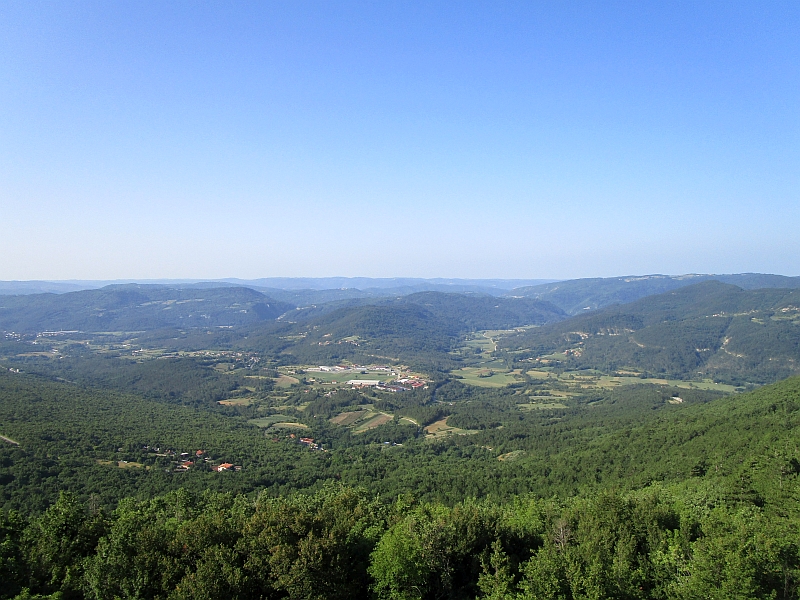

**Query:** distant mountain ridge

left=0, top=277, right=557, bottom=297
left=0, top=285, right=293, bottom=333
left=508, top=273, right=800, bottom=314
left=4, top=274, right=799, bottom=312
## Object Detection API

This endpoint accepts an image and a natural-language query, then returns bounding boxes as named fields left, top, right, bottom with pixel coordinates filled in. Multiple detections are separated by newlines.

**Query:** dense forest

left=1, top=376, right=799, bottom=599
left=1, top=276, right=800, bottom=598
left=0, top=286, right=293, bottom=333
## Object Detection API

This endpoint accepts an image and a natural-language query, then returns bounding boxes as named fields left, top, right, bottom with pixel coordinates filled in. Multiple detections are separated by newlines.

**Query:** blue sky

left=1, top=1, right=798, bottom=280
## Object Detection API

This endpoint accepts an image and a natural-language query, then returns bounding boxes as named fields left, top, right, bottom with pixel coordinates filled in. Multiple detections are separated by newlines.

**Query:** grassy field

left=330, top=410, right=369, bottom=426
left=247, top=414, right=296, bottom=428
left=454, top=367, right=522, bottom=388
left=268, top=422, right=311, bottom=430
left=354, top=413, right=393, bottom=432
left=275, top=375, right=300, bottom=388
left=424, top=417, right=478, bottom=438
left=455, top=329, right=745, bottom=395
left=455, top=331, right=525, bottom=387
left=328, top=406, right=395, bottom=433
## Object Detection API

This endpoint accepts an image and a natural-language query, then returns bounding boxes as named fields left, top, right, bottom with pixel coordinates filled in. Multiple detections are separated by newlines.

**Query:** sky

left=1, top=1, right=798, bottom=280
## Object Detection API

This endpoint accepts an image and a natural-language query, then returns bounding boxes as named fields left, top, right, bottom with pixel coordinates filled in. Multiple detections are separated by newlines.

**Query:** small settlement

left=304, top=363, right=428, bottom=392
left=142, top=446, right=241, bottom=473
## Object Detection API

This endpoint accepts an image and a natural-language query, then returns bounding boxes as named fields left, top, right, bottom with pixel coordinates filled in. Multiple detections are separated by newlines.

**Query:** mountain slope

left=499, top=281, right=800, bottom=384
left=510, top=273, right=800, bottom=315
left=258, top=293, right=567, bottom=366
left=0, top=285, right=294, bottom=333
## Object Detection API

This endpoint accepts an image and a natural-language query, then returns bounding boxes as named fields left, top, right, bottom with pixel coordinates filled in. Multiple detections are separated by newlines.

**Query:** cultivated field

left=424, top=417, right=477, bottom=438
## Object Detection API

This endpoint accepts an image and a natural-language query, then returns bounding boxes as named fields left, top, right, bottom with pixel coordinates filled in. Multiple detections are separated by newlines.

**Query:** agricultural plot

left=330, top=410, right=369, bottom=426
left=460, top=334, right=496, bottom=356
left=268, top=422, right=310, bottom=431
left=518, top=365, right=741, bottom=396
left=455, top=367, right=522, bottom=388
left=453, top=338, right=743, bottom=400
left=247, top=414, right=297, bottom=428
left=611, top=376, right=738, bottom=392
left=275, top=375, right=300, bottom=387
left=424, top=417, right=478, bottom=438
left=354, top=413, right=393, bottom=432
left=454, top=330, right=529, bottom=387
left=328, top=406, right=395, bottom=433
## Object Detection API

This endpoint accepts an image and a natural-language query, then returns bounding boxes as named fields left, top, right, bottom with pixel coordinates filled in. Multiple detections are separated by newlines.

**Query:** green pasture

left=455, top=367, right=521, bottom=388
left=330, top=410, right=370, bottom=426
left=217, top=397, right=256, bottom=406
left=268, top=422, right=311, bottom=430
left=354, top=412, right=393, bottom=432
left=275, top=375, right=300, bottom=388
left=522, top=369, right=740, bottom=395
left=247, top=414, right=296, bottom=428
left=424, top=417, right=478, bottom=438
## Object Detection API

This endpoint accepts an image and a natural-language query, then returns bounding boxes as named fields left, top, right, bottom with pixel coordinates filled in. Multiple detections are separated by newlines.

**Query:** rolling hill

left=499, top=281, right=800, bottom=384
left=509, top=273, right=800, bottom=315
left=249, top=292, right=568, bottom=367
left=0, top=285, right=294, bottom=333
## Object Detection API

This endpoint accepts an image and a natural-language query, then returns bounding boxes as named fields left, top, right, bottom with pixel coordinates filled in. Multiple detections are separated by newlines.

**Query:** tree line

left=2, top=482, right=798, bottom=600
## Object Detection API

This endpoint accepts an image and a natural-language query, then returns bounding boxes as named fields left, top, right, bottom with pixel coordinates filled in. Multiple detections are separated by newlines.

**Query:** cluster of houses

left=298, top=436, right=321, bottom=450
left=278, top=433, right=324, bottom=451
left=143, top=446, right=240, bottom=473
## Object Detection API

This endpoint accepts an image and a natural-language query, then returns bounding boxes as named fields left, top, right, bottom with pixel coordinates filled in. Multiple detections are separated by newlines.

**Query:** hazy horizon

left=2, top=2, right=798, bottom=280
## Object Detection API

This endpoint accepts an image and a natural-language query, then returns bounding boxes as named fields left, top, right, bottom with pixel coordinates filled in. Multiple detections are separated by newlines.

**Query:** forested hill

left=499, top=281, right=800, bottom=384
left=245, top=293, right=567, bottom=367
left=282, top=291, right=566, bottom=325
left=510, top=272, right=800, bottom=315
left=0, top=285, right=294, bottom=332
left=381, top=292, right=566, bottom=330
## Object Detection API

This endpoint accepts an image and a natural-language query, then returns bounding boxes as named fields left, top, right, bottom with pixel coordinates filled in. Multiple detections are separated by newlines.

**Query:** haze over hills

left=0, top=285, right=294, bottom=333
left=0, top=277, right=555, bottom=298
left=0, top=285, right=566, bottom=335
left=508, top=273, right=800, bottom=314
left=5, top=273, right=799, bottom=313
